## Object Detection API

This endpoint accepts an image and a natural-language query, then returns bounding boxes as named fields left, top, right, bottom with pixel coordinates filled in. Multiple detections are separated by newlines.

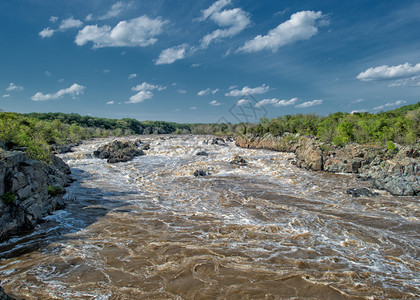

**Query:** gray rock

left=194, top=170, right=211, bottom=177
left=346, top=188, right=378, bottom=198
left=230, top=155, right=247, bottom=166
left=93, top=140, right=145, bottom=163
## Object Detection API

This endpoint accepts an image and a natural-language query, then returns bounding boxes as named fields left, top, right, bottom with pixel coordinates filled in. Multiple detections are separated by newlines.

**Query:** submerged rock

left=346, top=188, right=378, bottom=198
left=230, top=155, right=247, bottom=166
left=194, top=170, right=211, bottom=177
left=93, top=140, right=145, bottom=163
left=196, top=151, right=209, bottom=156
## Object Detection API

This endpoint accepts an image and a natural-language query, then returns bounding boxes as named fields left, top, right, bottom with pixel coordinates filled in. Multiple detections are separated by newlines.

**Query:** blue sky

left=1, top=0, right=419, bottom=123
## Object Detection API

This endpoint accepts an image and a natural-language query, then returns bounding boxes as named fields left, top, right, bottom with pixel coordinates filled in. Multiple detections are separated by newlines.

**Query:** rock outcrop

left=0, top=150, right=72, bottom=241
left=236, top=134, right=420, bottom=196
left=0, top=285, right=14, bottom=300
left=93, top=139, right=146, bottom=163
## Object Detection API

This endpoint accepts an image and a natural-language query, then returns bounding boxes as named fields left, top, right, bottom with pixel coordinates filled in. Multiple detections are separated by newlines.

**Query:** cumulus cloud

left=31, top=83, right=85, bottom=101
left=255, top=97, right=297, bottom=107
left=99, top=1, right=133, bottom=20
left=238, top=11, right=325, bottom=53
left=356, top=63, right=420, bottom=81
left=351, top=109, right=367, bottom=114
left=6, top=83, right=23, bottom=91
left=2, top=94, right=10, bottom=98
left=199, top=0, right=250, bottom=48
left=295, top=99, right=323, bottom=108
left=132, top=82, right=166, bottom=92
left=373, top=100, right=406, bottom=111
left=128, top=73, right=137, bottom=79
left=197, top=88, right=219, bottom=96
left=190, top=106, right=197, bottom=110
left=59, top=17, right=83, bottom=30
left=39, top=27, right=55, bottom=38
left=127, top=91, right=153, bottom=104
left=127, top=81, right=166, bottom=104
left=106, top=100, right=115, bottom=104
left=236, top=99, right=250, bottom=106
left=177, top=89, right=187, bottom=94
left=209, top=100, right=223, bottom=106
left=76, top=16, right=167, bottom=48
left=50, top=16, right=58, bottom=23
left=155, top=44, right=189, bottom=65
left=225, top=84, right=269, bottom=96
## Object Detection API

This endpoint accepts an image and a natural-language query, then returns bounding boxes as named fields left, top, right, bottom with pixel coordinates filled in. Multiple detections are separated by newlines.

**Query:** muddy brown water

left=0, top=136, right=419, bottom=299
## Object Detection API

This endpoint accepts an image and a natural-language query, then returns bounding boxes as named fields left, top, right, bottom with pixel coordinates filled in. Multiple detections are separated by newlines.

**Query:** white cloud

left=75, top=16, right=167, bottom=48
left=200, top=0, right=250, bottom=48
left=197, top=88, right=219, bottom=96
left=373, top=100, right=407, bottom=111
left=127, top=81, right=165, bottom=104
left=190, top=106, right=197, bottom=110
left=356, top=63, right=420, bottom=81
left=31, top=83, right=85, bottom=101
left=177, top=89, right=187, bottom=94
left=127, top=90, right=153, bottom=103
left=351, top=98, right=364, bottom=104
left=387, top=76, right=420, bottom=87
left=155, top=44, right=189, bottom=65
left=106, top=100, right=115, bottom=105
left=351, top=109, right=367, bottom=114
left=45, top=71, right=52, bottom=76
left=191, top=63, right=201, bottom=68
left=236, top=99, right=250, bottom=106
left=209, top=100, right=223, bottom=106
left=295, top=99, right=323, bottom=108
left=99, top=1, right=132, bottom=20
left=238, top=11, right=324, bottom=53
left=128, top=73, right=137, bottom=79
left=255, top=97, right=297, bottom=107
left=132, top=82, right=166, bottom=92
left=39, top=27, right=55, bottom=38
left=2, top=94, right=10, bottom=98
left=225, top=84, right=269, bottom=96
left=50, top=16, right=58, bottom=23
left=59, top=17, right=83, bottom=30
left=103, top=69, right=111, bottom=73
left=6, top=83, right=23, bottom=91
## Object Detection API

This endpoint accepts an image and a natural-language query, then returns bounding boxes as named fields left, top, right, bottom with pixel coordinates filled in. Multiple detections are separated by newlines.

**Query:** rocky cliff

left=0, top=150, right=71, bottom=241
left=236, top=133, right=419, bottom=196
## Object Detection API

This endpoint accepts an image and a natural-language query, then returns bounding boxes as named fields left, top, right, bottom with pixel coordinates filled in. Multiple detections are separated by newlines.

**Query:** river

left=0, top=135, right=419, bottom=299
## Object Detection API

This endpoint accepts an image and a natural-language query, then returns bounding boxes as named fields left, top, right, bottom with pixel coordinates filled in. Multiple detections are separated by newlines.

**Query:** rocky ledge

left=236, top=133, right=419, bottom=196
left=93, top=139, right=149, bottom=163
left=0, top=149, right=72, bottom=241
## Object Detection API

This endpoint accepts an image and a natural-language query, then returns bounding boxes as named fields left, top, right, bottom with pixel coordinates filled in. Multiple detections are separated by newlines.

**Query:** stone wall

left=0, top=150, right=71, bottom=241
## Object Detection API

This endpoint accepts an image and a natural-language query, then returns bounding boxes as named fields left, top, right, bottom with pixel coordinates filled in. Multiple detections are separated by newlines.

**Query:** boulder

left=0, top=285, right=15, bottom=300
left=196, top=151, right=209, bottom=156
left=194, top=170, right=211, bottom=177
left=93, top=140, right=145, bottom=163
left=230, top=155, right=247, bottom=166
left=346, top=188, right=378, bottom=198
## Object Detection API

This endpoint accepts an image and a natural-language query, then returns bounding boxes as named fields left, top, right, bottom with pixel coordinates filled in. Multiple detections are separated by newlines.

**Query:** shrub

left=47, top=185, right=66, bottom=197
left=2, top=192, right=16, bottom=205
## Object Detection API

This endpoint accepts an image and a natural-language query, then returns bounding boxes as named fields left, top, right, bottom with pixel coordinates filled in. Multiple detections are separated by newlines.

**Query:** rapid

left=0, top=135, right=419, bottom=299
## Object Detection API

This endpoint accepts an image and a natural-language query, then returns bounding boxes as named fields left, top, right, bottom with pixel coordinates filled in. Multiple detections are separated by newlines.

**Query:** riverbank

left=236, top=133, right=419, bottom=196
left=0, top=149, right=72, bottom=241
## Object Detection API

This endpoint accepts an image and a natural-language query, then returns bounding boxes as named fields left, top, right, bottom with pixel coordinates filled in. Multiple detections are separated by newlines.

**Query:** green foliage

left=47, top=185, right=66, bottom=197
left=248, top=102, right=419, bottom=146
left=386, top=141, right=398, bottom=154
left=2, top=192, right=16, bottom=205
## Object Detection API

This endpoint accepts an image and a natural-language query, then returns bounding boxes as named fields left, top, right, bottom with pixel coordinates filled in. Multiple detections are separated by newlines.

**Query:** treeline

left=247, top=102, right=419, bottom=145
left=1, top=102, right=418, bottom=162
